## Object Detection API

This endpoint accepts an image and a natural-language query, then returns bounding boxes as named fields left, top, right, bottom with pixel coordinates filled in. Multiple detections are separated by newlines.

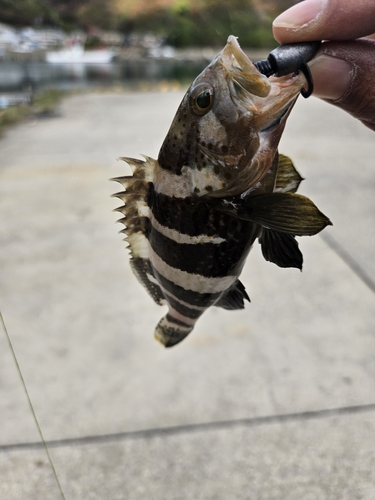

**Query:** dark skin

left=273, top=0, right=375, bottom=132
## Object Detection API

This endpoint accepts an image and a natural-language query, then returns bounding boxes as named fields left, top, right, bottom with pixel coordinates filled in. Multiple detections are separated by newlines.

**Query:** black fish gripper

left=254, top=41, right=321, bottom=98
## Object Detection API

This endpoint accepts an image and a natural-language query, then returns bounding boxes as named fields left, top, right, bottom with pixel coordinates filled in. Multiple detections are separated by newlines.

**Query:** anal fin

left=214, top=280, right=250, bottom=310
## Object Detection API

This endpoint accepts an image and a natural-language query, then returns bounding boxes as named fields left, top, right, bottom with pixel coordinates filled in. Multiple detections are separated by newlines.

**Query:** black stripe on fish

left=148, top=227, right=249, bottom=278
left=130, top=254, right=215, bottom=320
left=157, top=104, right=197, bottom=175
left=162, top=292, right=205, bottom=319
left=150, top=185, right=245, bottom=239
left=151, top=266, right=222, bottom=307
left=166, top=313, right=194, bottom=328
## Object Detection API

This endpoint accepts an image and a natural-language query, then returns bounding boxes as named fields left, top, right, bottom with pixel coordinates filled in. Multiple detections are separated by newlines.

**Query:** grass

left=0, top=89, right=67, bottom=137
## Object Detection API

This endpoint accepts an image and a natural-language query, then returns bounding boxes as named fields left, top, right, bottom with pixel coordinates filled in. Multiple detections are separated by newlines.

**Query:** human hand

left=273, top=0, right=375, bottom=131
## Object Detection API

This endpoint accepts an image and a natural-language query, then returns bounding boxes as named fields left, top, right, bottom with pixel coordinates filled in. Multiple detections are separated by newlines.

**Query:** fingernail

left=273, top=0, right=326, bottom=29
left=309, top=55, right=353, bottom=100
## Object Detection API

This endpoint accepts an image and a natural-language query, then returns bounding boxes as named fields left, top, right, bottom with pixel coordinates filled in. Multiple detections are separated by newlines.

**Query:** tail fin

left=154, top=315, right=194, bottom=348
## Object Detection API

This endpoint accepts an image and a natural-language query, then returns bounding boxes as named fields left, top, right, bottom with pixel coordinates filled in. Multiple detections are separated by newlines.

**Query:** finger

left=273, top=0, right=375, bottom=44
left=309, top=39, right=375, bottom=131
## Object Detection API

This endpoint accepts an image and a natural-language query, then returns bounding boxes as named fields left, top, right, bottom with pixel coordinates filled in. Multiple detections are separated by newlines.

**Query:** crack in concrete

left=1, top=402, right=375, bottom=452
left=320, top=232, right=375, bottom=295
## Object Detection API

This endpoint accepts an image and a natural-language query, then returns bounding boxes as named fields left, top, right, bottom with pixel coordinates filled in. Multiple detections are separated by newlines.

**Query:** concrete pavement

left=0, top=91, right=375, bottom=499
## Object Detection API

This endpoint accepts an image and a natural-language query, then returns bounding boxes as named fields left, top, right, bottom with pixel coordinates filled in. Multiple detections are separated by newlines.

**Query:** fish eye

left=196, top=90, right=212, bottom=110
left=190, top=84, right=214, bottom=116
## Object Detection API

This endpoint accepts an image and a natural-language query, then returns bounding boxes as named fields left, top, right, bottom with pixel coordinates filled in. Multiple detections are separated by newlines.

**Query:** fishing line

left=0, top=311, right=66, bottom=500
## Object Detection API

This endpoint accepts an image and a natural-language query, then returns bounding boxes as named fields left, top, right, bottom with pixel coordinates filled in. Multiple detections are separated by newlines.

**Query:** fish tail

left=154, top=314, right=194, bottom=348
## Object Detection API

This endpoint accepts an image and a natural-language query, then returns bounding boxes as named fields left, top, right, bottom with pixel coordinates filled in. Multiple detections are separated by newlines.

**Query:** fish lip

left=220, top=36, right=306, bottom=105
left=250, top=70, right=306, bottom=131
left=258, top=92, right=299, bottom=133
left=220, top=35, right=271, bottom=98
left=221, top=36, right=253, bottom=74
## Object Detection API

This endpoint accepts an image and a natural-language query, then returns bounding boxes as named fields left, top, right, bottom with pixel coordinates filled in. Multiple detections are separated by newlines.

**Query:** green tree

left=76, top=0, right=117, bottom=30
left=0, top=0, right=58, bottom=26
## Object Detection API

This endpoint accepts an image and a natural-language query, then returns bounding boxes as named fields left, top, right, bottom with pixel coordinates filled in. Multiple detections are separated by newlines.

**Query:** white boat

left=46, top=44, right=115, bottom=64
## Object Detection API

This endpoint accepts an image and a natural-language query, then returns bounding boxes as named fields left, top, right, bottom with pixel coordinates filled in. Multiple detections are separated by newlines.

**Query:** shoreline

left=0, top=45, right=271, bottom=64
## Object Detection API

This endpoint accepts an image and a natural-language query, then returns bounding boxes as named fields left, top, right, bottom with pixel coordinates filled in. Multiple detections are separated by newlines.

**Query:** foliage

left=0, top=0, right=114, bottom=30
left=120, top=0, right=276, bottom=48
left=0, top=0, right=59, bottom=26
left=0, top=0, right=297, bottom=46
left=32, top=88, right=65, bottom=113
left=0, top=104, right=29, bottom=132
left=76, top=0, right=117, bottom=31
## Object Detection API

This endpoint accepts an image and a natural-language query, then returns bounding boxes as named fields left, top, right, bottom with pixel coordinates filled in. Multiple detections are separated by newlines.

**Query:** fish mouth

left=259, top=102, right=291, bottom=133
left=254, top=72, right=305, bottom=132
left=220, top=35, right=306, bottom=130
left=220, top=35, right=271, bottom=98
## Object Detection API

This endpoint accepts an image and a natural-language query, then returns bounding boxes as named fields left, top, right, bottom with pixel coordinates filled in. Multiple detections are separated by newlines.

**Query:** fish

left=112, top=35, right=331, bottom=348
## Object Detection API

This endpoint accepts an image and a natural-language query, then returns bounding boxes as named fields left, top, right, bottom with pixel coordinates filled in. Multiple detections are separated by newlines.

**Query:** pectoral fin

left=275, top=154, right=304, bottom=194
left=220, top=192, right=332, bottom=236
left=259, top=229, right=303, bottom=270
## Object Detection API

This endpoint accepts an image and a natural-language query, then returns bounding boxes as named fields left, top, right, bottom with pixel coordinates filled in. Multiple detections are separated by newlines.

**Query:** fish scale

left=112, top=36, right=331, bottom=347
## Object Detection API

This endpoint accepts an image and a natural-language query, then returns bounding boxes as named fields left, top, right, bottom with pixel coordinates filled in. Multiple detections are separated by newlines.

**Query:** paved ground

left=0, top=90, right=374, bottom=499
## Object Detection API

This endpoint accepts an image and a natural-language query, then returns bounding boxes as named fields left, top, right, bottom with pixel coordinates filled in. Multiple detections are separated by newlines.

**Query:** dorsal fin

left=115, top=156, right=155, bottom=182
left=111, top=157, right=164, bottom=305
left=111, top=156, right=156, bottom=258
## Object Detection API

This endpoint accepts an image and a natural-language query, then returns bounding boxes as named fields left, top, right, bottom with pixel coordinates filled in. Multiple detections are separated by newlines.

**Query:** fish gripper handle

left=254, top=41, right=321, bottom=98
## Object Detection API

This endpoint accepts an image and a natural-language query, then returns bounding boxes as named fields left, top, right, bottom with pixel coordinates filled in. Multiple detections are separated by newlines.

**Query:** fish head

left=158, top=35, right=307, bottom=197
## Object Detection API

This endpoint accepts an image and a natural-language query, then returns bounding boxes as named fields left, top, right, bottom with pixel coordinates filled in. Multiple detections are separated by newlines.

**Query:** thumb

left=309, top=39, right=375, bottom=131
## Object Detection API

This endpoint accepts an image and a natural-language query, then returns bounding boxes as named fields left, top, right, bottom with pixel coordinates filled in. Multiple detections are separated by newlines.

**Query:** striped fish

left=113, top=36, right=331, bottom=347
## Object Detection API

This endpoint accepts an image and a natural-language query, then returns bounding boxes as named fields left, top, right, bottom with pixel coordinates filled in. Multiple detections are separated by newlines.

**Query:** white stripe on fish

left=149, top=212, right=225, bottom=245
left=148, top=244, right=236, bottom=294
left=147, top=274, right=207, bottom=311
left=153, top=162, right=225, bottom=198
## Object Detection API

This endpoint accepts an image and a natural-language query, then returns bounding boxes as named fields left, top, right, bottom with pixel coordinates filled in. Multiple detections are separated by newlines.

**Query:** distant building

left=0, top=22, right=66, bottom=56
left=0, top=22, right=18, bottom=51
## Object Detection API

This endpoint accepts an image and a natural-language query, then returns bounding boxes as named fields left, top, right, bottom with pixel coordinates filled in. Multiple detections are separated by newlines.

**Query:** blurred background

left=0, top=0, right=298, bottom=114
left=3, top=1, right=375, bottom=498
